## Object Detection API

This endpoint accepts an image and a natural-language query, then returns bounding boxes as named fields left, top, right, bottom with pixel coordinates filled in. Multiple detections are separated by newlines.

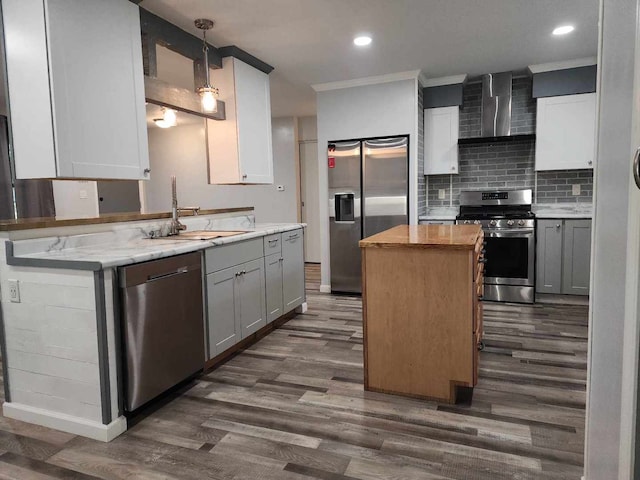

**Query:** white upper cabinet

left=424, top=106, right=459, bottom=175
left=3, top=0, right=149, bottom=180
left=535, top=93, right=597, bottom=171
left=207, top=57, right=274, bottom=184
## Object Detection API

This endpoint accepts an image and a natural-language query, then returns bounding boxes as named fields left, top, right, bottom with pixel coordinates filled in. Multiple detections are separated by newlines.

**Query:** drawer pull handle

left=288, top=233, right=300, bottom=239
left=268, top=239, right=278, bottom=244
left=478, top=258, right=488, bottom=264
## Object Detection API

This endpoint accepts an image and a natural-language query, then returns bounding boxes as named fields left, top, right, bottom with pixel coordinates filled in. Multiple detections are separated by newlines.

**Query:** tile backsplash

left=424, top=76, right=593, bottom=210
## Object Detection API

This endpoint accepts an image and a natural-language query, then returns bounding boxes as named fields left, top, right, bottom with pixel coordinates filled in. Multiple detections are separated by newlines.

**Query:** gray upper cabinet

left=282, top=229, right=305, bottom=310
left=536, top=220, right=563, bottom=294
left=3, top=0, right=149, bottom=180
left=562, top=220, right=592, bottom=295
left=265, top=253, right=284, bottom=323
left=536, top=219, right=591, bottom=296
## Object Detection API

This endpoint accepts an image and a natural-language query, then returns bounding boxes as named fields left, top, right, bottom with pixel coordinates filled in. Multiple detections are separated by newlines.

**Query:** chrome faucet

left=168, top=175, right=200, bottom=236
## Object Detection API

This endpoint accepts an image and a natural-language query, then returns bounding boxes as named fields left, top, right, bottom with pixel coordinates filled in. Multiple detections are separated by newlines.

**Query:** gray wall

left=424, top=77, right=594, bottom=209
left=144, top=116, right=299, bottom=223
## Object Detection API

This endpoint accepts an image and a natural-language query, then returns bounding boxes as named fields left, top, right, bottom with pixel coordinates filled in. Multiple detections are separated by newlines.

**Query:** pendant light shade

left=195, top=18, right=219, bottom=114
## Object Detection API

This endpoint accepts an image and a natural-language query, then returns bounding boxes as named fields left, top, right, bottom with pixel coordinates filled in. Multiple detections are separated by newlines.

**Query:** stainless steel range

left=456, top=189, right=535, bottom=304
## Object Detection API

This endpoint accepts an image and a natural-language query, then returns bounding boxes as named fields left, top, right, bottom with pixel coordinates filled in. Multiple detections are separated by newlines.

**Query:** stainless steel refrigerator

left=328, top=136, right=409, bottom=293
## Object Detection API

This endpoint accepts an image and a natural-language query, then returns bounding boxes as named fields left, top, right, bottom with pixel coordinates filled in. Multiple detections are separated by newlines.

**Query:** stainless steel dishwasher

left=120, top=252, right=204, bottom=412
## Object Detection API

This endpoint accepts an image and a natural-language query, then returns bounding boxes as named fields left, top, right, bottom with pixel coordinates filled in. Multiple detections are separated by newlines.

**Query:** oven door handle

left=486, top=229, right=534, bottom=236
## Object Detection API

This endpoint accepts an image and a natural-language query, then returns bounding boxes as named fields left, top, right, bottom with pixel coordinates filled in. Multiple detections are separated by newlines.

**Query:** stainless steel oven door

left=483, top=228, right=535, bottom=287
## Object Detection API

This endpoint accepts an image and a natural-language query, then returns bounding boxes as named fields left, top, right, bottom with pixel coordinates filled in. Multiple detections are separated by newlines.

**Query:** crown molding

left=528, top=57, right=597, bottom=74
left=420, top=74, right=468, bottom=88
left=312, top=70, right=421, bottom=92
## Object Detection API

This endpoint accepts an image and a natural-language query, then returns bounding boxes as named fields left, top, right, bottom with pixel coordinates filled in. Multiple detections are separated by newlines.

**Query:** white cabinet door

left=535, top=93, right=596, bottom=171
left=3, top=0, right=149, bottom=180
left=208, top=57, right=274, bottom=184
left=235, top=59, right=274, bottom=184
left=424, top=106, right=459, bottom=175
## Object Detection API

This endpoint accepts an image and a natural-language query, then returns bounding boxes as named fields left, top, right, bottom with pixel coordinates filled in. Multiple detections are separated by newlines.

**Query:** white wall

left=316, top=77, right=419, bottom=290
left=52, top=181, right=99, bottom=219
left=585, top=0, right=637, bottom=477
left=298, top=116, right=317, bottom=142
left=144, top=116, right=299, bottom=223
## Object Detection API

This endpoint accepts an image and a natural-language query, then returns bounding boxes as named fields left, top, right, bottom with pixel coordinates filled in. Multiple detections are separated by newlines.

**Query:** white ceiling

left=139, top=0, right=599, bottom=117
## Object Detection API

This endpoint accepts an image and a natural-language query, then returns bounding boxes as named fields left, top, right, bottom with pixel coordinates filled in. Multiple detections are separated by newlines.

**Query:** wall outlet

left=276, top=185, right=285, bottom=192
left=572, top=184, right=581, bottom=196
left=438, top=189, right=446, bottom=200
left=8, top=279, right=19, bottom=303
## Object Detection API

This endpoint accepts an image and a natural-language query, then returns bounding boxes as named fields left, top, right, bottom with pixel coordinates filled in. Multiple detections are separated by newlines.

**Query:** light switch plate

left=572, top=184, right=581, bottom=196
left=8, top=279, right=19, bottom=303
left=438, top=189, right=446, bottom=200
left=276, top=185, right=285, bottom=192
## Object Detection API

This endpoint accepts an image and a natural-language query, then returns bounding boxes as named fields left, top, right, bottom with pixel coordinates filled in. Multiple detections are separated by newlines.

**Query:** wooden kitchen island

left=359, top=224, right=484, bottom=403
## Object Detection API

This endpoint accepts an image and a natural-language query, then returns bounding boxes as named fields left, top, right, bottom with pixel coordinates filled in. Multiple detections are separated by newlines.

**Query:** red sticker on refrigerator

left=328, top=157, right=335, bottom=168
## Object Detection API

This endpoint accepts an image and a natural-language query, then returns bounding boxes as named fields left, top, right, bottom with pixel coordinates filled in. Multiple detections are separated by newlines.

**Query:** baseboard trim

left=320, top=284, right=331, bottom=293
left=3, top=402, right=127, bottom=442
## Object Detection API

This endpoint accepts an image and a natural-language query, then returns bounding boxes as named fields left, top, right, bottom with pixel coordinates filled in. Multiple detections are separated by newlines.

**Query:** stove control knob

left=518, top=220, right=525, bottom=227
left=489, top=220, right=497, bottom=227
left=464, top=220, right=471, bottom=225
left=507, top=220, right=515, bottom=227
left=473, top=220, right=481, bottom=225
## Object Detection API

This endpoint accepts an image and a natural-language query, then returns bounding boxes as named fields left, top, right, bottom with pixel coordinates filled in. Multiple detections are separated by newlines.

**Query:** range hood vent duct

left=481, top=72, right=512, bottom=137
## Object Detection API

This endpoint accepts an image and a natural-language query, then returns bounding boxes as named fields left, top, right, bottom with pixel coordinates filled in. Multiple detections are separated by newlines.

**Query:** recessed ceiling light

left=553, top=25, right=575, bottom=36
left=354, top=36, right=372, bottom=47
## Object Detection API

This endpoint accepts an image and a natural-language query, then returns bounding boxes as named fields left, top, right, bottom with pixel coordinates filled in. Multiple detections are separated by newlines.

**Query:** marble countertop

left=532, top=203, right=593, bottom=219
left=0, top=207, right=253, bottom=231
left=419, top=203, right=593, bottom=220
left=8, top=223, right=306, bottom=270
left=360, top=224, right=482, bottom=250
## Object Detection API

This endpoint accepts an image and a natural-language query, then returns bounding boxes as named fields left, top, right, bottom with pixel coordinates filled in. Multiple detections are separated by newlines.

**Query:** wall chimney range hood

left=458, top=72, right=536, bottom=145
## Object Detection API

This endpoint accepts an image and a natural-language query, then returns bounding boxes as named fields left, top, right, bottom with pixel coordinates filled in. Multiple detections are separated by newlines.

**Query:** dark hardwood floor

left=0, top=264, right=587, bottom=479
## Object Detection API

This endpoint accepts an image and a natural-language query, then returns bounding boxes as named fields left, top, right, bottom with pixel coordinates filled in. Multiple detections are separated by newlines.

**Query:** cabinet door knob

left=242, top=174, right=247, bottom=180
left=588, top=160, right=593, bottom=166
left=556, top=224, right=561, bottom=228
left=143, top=168, right=151, bottom=176
left=478, top=258, right=488, bottom=264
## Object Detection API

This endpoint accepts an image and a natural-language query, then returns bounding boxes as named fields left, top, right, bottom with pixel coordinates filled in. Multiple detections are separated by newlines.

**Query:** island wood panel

left=362, top=245, right=475, bottom=403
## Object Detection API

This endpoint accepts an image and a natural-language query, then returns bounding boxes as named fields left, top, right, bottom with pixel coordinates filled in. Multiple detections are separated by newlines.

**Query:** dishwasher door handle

left=147, top=266, right=189, bottom=282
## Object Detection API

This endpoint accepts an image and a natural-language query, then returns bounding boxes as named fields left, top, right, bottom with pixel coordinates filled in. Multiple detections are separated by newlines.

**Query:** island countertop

left=359, top=224, right=482, bottom=249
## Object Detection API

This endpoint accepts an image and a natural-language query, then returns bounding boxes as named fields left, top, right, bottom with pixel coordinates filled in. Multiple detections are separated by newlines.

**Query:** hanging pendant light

left=154, top=107, right=178, bottom=128
left=195, top=18, right=219, bottom=114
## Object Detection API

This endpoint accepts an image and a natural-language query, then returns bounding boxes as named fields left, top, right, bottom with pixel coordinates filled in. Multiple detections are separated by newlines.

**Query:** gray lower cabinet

left=536, top=219, right=591, bottom=295
left=205, top=229, right=304, bottom=360
left=282, top=229, right=305, bottom=310
left=206, top=258, right=267, bottom=358
left=536, top=220, right=563, bottom=293
left=206, top=266, right=240, bottom=356
left=265, top=253, right=284, bottom=323
left=562, top=219, right=592, bottom=295
left=237, top=258, right=267, bottom=337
